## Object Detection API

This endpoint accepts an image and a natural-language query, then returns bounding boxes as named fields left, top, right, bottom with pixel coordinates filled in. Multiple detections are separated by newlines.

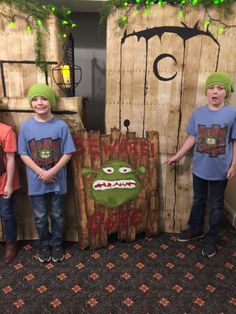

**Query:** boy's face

left=207, top=84, right=226, bottom=107
left=31, top=96, right=51, bottom=116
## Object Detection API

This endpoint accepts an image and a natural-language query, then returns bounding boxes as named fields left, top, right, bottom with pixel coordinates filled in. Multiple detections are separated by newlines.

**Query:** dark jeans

left=188, top=174, right=228, bottom=243
left=0, top=194, right=17, bottom=241
left=30, top=193, right=65, bottom=247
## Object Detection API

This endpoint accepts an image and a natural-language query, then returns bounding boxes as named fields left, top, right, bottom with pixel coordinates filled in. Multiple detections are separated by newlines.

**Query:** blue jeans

left=188, top=174, right=228, bottom=243
left=0, top=194, right=17, bottom=241
left=30, top=193, right=65, bottom=247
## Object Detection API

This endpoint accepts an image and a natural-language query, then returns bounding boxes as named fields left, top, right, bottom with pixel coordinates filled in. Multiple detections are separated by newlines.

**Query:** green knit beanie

left=205, top=72, right=234, bottom=98
left=27, top=83, right=58, bottom=109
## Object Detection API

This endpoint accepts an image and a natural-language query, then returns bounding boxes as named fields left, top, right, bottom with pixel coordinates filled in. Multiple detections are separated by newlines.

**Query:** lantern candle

left=61, top=65, right=71, bottom=86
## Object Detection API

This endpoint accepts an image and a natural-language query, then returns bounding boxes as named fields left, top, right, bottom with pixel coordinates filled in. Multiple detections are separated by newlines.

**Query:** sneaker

left=202, top=243, right=216, bottom=258
left=177, top=229, right=205, bottom=242
left=52, top=245, right=64, bottom=262
left=38, top=246, right=51, bottom=263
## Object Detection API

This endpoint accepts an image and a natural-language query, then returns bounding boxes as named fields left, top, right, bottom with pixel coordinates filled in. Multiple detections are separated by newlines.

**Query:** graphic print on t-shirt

left=0, top=141, right=6, bottom=175
left=197, top=124, right=228, bottom=157
left=28, top=138, right=61, bottom=169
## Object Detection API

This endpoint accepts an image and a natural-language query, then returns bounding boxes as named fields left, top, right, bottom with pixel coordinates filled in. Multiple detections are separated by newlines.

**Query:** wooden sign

left=71, top=129, right=159, bottom=249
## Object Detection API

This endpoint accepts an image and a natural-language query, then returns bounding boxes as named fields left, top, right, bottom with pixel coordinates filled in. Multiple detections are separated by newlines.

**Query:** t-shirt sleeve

left=61, top=123, right=76, bottom=154
left=186, top=112, right=197, bottom=137
left=18, top=125, right=29, bottom=155
left=230, top=113, right=236, bottom=140
left=4, top=128, right=17, bottom=153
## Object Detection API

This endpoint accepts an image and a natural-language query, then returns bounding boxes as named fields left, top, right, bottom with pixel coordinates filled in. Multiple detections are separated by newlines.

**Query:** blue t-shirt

left=187, top=104, right=236, bottom=180
left=18, top=117, right=76, bottom=195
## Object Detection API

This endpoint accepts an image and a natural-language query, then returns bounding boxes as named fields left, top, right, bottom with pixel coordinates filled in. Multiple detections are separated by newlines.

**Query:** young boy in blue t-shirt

left=165, top=72, right=236, bottom=258
left=18, top=83, right=76, bottom=263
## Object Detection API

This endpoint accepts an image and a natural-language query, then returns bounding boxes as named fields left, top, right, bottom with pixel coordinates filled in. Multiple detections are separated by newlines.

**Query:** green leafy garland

left=100, top=0, right=235, bottom=28
left=0, top=0, right=77, bottom=72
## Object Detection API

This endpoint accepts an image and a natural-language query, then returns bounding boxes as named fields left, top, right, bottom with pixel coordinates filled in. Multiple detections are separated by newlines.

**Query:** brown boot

left=3, top=240, right=17, bottom=263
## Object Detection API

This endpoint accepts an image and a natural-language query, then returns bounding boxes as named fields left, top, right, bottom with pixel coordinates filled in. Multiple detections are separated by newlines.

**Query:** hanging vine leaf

left=99, top=0, right=235, bottom=28
left=0, top=0, right=77, bottom=72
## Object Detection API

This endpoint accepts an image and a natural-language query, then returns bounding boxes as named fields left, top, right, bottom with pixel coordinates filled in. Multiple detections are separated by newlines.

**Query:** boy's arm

left=227, top=139, right=236, bottom=179
left=164, top=135, right=196, bottom=165
left=20, top=155, right=45, bottom=175
left=4, top=152, right=15, bottom=198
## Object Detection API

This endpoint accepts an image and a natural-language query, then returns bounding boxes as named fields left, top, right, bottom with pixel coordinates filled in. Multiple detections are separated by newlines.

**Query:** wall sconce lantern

left=52, top=38, right=82, bottom=97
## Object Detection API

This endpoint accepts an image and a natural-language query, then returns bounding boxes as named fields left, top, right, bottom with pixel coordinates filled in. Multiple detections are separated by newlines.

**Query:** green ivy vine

left=0, top=0, right=76, bottom=72
left=100, top=0, right=235, bottom=28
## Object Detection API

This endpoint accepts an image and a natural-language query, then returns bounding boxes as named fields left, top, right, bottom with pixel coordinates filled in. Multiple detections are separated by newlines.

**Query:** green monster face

left=37, top=148, right=52, bottom=160
left=82, top=160, right=145, bottom=208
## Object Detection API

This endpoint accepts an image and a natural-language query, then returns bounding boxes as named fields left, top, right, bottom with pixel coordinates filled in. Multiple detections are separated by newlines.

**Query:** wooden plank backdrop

left=105, top=4, right=236, bottom=233
left=0, top=3, right=64, bottom=97
left=0, top=97, right=84, bottom=242
left=71, top=129, right=159, bottom=249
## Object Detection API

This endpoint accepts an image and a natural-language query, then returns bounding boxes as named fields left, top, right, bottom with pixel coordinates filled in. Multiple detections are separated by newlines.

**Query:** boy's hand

left=227, top=166, right=236, bottom=179
left=37, top=169, right=57, bottom=183
left=3, top=183, right=13, bottom=199
left=164, top=155, right=178, bottom=166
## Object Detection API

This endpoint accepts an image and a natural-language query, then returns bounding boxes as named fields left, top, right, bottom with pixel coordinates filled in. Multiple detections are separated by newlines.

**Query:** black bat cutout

left=121, top=21, right=218, bottom=46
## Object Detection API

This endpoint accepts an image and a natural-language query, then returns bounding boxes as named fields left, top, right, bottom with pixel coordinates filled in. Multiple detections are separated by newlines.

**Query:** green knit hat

left=205, top=72, right=234, bottom=98
left=27, top=83, right=58, bottom=109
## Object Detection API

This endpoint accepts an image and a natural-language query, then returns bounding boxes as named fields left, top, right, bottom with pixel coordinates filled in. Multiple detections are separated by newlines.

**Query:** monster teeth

left=93, top=180, right=136, bottom=191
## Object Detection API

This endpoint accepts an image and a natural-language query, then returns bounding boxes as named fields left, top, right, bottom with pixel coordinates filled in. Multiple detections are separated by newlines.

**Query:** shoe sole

left=39, top=257, right=51, bottom=263
left=52, top=256, right=64, bottom=263
left=201, top=249, right=216, bottom=258
left=177, top=234, right=205, bottom=242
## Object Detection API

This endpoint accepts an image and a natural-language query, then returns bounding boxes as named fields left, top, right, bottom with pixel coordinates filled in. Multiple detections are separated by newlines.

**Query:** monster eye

left=103, top=167, right=114, bottom=174
left=119, top=167, right=132, bottom=173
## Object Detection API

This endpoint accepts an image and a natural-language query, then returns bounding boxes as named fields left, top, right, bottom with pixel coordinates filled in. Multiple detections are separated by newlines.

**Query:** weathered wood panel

left=0, top=4, right=64, bottom=98
left=105, top=4, right=236, bottom=232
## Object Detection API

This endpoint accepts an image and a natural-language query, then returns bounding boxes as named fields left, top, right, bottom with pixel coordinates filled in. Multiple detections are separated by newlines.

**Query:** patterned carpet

left=0, top=217, right=236, bottom=314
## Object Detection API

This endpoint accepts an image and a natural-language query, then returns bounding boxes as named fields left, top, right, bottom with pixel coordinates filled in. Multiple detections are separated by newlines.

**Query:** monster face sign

left=82, top=160, right=145, bottom=208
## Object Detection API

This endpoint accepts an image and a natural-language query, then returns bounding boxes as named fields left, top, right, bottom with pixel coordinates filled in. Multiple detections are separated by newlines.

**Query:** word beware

left=73, top=135, right=154, bottom=157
